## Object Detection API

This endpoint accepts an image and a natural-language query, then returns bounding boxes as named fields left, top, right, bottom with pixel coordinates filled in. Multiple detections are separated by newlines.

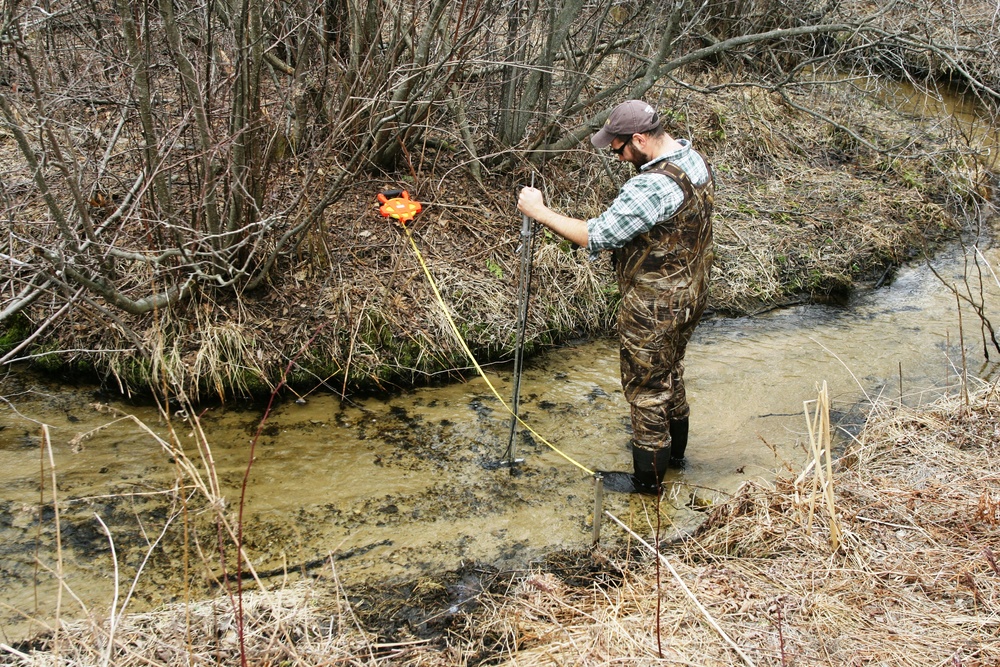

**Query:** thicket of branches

left=1, top=0, right=998, bottom=379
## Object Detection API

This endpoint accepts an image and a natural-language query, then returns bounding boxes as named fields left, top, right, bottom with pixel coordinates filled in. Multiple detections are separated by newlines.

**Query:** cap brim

left=591, top=126, right=615, bottom=149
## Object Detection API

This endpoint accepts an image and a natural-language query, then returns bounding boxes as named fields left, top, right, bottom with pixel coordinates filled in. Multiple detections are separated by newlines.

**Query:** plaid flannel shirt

left=586, top=140, right=710, bottom=258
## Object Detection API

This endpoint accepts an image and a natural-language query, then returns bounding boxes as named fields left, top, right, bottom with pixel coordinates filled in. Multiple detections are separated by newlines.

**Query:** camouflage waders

left=612, top=158, right=715, bottom=457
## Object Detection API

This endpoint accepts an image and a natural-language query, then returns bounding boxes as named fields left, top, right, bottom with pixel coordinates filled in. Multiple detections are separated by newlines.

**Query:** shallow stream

left=3, top=243, right=1000, bottom=643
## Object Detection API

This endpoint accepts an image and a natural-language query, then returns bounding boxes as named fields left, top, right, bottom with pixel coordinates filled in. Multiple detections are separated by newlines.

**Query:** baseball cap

left=591, top=100, right=661, bottom=149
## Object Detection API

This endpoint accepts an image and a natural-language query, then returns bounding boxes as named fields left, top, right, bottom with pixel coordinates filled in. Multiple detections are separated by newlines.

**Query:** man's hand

left=517, top=186, right=547, bottom=219
left=515, top=186, right=589, bottom=248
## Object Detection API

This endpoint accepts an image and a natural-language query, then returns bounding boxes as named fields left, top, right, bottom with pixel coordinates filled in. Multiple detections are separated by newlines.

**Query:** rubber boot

left=668, top=417, right=689, bottom=468
left=599, top=444, right=668, bottom=495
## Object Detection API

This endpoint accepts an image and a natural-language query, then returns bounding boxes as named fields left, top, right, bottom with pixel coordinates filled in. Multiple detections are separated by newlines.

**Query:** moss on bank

left=0, top=312, right=31, bottom=356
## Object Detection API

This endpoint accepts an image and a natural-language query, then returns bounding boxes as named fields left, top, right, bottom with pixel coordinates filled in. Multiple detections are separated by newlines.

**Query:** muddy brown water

left=3, top=245, right=1000, bottom=643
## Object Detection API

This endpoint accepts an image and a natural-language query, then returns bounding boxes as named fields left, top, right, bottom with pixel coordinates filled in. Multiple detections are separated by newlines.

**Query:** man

left=517, top=100, right=714, bottom=495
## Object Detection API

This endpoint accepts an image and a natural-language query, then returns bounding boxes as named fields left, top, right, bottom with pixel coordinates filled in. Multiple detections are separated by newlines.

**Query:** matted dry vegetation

left=7, top=383, right=997, bottom=666
left=3, top=59, right=992, bottom=399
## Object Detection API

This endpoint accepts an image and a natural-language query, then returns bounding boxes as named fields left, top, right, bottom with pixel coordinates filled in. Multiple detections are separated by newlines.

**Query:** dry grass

left=458, top=383, right=999, bottom=667
left=4, top=69, right=987, bottom=396
left=7, top=381, right=999, bottom=666
left=697, top=83, right=963, bottom=314
left=6, top=65, right=987, bottom=400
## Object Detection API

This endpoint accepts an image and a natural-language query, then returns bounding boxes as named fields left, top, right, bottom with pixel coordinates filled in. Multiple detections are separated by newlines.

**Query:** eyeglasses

left=609, top=138, right=632, bottom=156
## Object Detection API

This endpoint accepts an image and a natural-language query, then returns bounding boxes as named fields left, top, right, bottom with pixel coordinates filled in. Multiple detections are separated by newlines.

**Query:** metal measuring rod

left=501, top=176, right=536, bottom=471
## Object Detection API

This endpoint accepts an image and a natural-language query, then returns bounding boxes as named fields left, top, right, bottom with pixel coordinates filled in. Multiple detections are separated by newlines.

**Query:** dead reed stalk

left=796, top=381, right=842, bottom=552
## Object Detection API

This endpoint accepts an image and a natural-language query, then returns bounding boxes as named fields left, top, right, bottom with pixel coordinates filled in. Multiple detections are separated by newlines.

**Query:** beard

left=629, top=148, right=652, bottom=171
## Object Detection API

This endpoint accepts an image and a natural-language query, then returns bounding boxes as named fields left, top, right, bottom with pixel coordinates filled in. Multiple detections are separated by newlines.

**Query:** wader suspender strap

left=644, top=163, right=694, bottom=200
left=614, top=155, right=714, bottom=290
left=642, top=151, right=714, bottom=200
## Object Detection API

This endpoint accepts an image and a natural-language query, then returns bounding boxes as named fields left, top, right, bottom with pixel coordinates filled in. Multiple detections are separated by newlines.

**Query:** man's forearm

left=517, top=186, right=589, bottom=248
left=532, top=208, right=589, bottom=248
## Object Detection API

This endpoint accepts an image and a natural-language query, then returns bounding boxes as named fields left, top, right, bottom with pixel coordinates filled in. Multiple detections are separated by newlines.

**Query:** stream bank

left=7, top=350, right=1000, bottom=666
left=3, top=80, right=992, bottom=401
left=4, top=238, right=1000, bottom=647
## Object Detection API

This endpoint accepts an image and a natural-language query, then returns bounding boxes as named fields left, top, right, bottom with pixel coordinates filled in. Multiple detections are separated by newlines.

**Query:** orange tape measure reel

left=378, top=190, right=422, bottom=225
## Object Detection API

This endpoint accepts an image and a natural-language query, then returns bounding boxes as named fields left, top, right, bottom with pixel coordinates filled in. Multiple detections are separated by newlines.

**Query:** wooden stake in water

left=592, top=473, right=604, bottom=545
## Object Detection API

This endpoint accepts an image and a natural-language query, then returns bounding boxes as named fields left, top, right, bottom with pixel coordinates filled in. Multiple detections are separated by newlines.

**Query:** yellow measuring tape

left=398, top=218, right=594, bottom=476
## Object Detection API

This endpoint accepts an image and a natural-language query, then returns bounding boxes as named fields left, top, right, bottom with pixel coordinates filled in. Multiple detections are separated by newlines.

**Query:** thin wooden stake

left=898, top=361, right=903, bottom=408
left=957, top=292, right=969, bottom=407
left=592, top=474, right=604, bottom=546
